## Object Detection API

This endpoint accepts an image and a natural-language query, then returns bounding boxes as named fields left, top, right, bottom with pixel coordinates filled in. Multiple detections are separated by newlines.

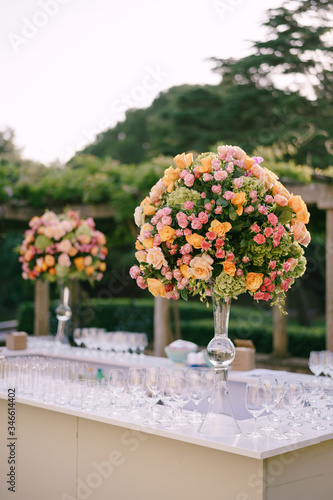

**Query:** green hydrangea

left=167, top=187, right=201, bottom=209
left=237, top=176, right=266, bottom=198
left=214, top=272, right=247, bottom=299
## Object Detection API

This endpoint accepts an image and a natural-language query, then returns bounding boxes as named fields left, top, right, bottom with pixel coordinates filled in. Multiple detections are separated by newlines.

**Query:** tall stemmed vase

left=199, top=295, right=241, bottom=437
left=55, top=282, right=72, bottom=345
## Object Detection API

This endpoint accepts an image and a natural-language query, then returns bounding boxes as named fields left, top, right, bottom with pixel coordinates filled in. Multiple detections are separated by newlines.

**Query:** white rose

left=134, top=206, right=145, bottom=227
left=146, top=247, right=167, bottom=269
left=149, top=179, right=166, bottom=204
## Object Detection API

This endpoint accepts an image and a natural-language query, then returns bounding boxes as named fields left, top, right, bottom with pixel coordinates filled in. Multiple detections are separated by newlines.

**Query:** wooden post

left=326, top=209, right=333, bottom=350
left=272, top=305, right=288, bottom=357
left=34, top=280, right=49, bottom=336
left=154, top=296, right=172, bottom=357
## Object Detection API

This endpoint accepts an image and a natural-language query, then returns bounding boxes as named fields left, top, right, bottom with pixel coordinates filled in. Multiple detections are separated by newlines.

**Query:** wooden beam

left=34, top=280, right=49, bottom=336
left=153, top=296, right=172, bottom=357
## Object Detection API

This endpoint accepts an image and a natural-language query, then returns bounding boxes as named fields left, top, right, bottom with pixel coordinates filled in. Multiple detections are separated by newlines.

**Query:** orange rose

left=223, top=261, right=236, bottom=277
left=48, top=267, right=56, bottom=275
left=158, top=225, right=176, bottom=242
left=69, top=247, right=78, bottom=257
left=135, top=240, right=145, bottom=250
left=162, top=166, right=180, bottom=193
left=44, top=254, right=55, bottom=267
left=142, top=238, right=154, bottom=248
left=288, top=195, right=310, bottom=224
left=99, top=262, right=107, bottom=272
left=231, top=192, right=246, bottom=216
left=244, top=155, right=255, bottom=170
left=263, top=167, right=278, bottom=189
left=147, top=278, right=167, bottom=298
left=246, top=272, right=264, bottom=292
left=173, top=152, right=193, bottom=169
left=101, top=246, right=108, bottom=255
left=140, top=196, right=155, bottom=216
left=78, top=234, right=91, bottom=245
left=74, top=257, right=85, bottom=271
left=209, top=220, right=232, bottom=237
left=180, top=264, right=191, bottom=279
left=85, top=266, right=95, bottom=276
left=196, top=157, right=212, bottom=174
left=272, top=181, right=291, bottom=200
left=185, top=233, right=205, bottom=249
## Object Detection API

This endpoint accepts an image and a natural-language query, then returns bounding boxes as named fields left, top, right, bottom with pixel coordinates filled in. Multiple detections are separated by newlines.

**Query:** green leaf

left=278, top=207, right=293, bottom=225
left=240, top=239, right=248, bottom=248
left=180, top=289, right=188, bottom=301
left=229, top=206, right=237, bottom=221
left=216, top=198, right=228, bottom=206
left=212, top=263, right=223, bottom=279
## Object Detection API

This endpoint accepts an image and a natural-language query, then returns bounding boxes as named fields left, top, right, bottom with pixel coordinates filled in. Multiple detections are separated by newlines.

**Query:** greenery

left=16, top=298, right=325, bottom=357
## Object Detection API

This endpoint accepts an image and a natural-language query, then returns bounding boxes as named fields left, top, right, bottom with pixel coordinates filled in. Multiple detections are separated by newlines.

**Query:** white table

left=0, top=350, right=333, bottom=500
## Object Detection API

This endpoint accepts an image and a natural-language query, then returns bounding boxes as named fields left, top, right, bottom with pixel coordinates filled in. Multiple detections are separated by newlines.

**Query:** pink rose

left=136, top=276, right=147, bottom=289
left=212, top=185, right=222, bottom=194
left=274, top=194, right=289, bottom=206
left=206, top=231, right=217, bottom=241
left=270, top=271, right=277, bottom=280
left=265, top=195, right=274, bottom=204
left=234, top=177, right=243, bottom=189
left=264, top=227, right=274, bottom=238
left=184, top=174, right=195, bottom=187
left=250, top=223, right=261, bottom=233
left=267, top=213, right=278, bottom=226
left=258, top=205, right=268, bottom=215
left=201, top=240, right=211, bottom=251
left=205, top=203, right=212, bottom=211
left=215, top=238, right=225, bottom=248
left=283, top=262, right=291, bottom=273
left=182, top=254, right=192, bottom=264
left=215, top=206, right=222, bottom=214
left=253, top=234, right=266, bottom=245
left=212, top=158, right=220, bottom=169
left=244, top=206, right=254, bottom=214
left=58, top=253, right=71, bottom=267
left=191, top=219, right=203, bottom=230
left=235, top=269, right=244, bottom=277
left=163, top=207, right=171, bottom=215
left=198, top=212, right=209, bottom=224
left=183, top=228, right=192, bottom=236
left=161, top=216, right=172, bottom=226
left=215, top=249, right=225, bottom=259
left=203, top=173, right=213, bottom=182
left=175, top=229, right=183, bottom=237
left=214, top=170, right=228, bottom=182
left=201, top=192, right=206, bottom=199
left=184, top=201, right=194, bottom=210
left=269, top=260, right=277, bottom=269
left=249, top=190, right=257, bottom=200
left=223, top=191, right=235, bottom=201
left=129, top=266, right=141, bottom=279
left=242, top=256, right=250, bottom=263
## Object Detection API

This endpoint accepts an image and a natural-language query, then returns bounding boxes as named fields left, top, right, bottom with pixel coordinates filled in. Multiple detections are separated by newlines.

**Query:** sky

left=0, top=0, right=284, bottom=164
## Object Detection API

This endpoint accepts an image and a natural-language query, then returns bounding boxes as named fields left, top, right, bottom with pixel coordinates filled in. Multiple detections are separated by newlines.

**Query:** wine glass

left=308, top=351, right=324, bottom=377
left=128, top=367, right=146, bottom=418
left=142, top=367, right=163, bottom=426
left=270, top=383, right=290, bottom=440
left=73, top=328, right=82, bottom=347
left=307, top=384, right=329, bottom=431
left=108, top=369, right=125, bottom=416
left=284, top=381, right=304, bottom=437
left=138, top=333, right=148, bottom=356
left=187, top=368, right=207, bottom=424
left=245, top=382, right=265, bottom=438
left=259, top=375, right=278, bottom=431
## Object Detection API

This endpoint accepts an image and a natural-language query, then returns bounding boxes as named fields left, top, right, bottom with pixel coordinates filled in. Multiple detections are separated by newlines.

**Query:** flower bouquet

left=130, top=144, right=310, bottom=437
left=19, top=210, right=108, bottom=284
left=19, top=209, right=108, bottom=344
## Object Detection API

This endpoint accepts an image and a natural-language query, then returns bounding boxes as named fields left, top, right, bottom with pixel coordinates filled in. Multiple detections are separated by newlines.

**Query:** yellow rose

left=85, top=266, right=95, bottom=276
left=231, top=192, right=246, bottom=216
left=288, top=195, right=310, bottom=224
left=185, top=233, right=205, bottom=249
left=223, top=261, right=236, bottom=277
left=99, top=262, right=107, bottom=272
left=135, top=250, right=147, bottom=262
left=246, top=272, right=264, bottom=292
left=173, top=152, right=193, bottom=169
left=158, top=225, right=176, bottom=242
left=263, top=167, right=278, bottom=189
left=44, top=254, right=55, bottom=267
left=147, top=278, right=167, bottom=298
left=196, top=156, right=212, bottom=174
left=188, top=254, right=214, bottom=281
left=180, top=264, right=191, bottom=279
left=209, top=220, right=232, bottom=237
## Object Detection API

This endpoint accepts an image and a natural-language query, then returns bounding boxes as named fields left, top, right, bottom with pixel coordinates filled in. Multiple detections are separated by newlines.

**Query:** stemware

left=270, top=383, right=290, bottom=440
left=187, top=368, right=208, bottom=424
left=245, top=382, right=265, bottom=438
left=307, top=384, right=329, bottom=431
left=108, top=369, right=125, bottom=416
left=142, top=367, right=163, bottom=426
left=73, top=328, right=82, bottom=347
left=284, top=381, right=304, bottom=437
left=128, top=367, right=146, bottom=417
left=259, top=376, right=278, bottom=431
left=308, top=351, right=324, bottom=377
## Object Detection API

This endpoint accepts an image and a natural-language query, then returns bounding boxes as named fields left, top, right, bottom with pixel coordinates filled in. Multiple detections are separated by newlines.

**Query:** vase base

left=198, top=413, right=241, bottom=437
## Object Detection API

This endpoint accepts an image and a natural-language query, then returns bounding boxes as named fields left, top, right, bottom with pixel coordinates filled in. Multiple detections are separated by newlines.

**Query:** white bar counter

left=1, top=348, right=333, bottom=499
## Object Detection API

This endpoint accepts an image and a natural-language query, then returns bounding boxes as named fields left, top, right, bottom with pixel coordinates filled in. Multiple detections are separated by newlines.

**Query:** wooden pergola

left=1, top=182, right=332, bottom=354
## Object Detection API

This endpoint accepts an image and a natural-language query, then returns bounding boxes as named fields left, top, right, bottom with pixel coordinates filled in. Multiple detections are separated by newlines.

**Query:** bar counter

left=1, top=347, right=333, bottom=500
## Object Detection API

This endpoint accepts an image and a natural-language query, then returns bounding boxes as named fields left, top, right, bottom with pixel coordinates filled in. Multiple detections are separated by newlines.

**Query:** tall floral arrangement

left=130, top=145, right=310, bottom=310
left=19, top=210, right=108, bottom=284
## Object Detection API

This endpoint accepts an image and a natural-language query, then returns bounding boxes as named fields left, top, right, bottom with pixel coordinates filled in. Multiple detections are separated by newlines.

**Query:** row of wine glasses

left=245, top=375, right=333, bottom=440
left=73, top=329, right=148, bottom=357
left=308, top=350, right=333, bottom=378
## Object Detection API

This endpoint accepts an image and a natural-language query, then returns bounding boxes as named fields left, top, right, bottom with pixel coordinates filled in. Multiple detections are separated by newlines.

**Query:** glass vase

left=199, top=295, right=241, bottom=437
left=55, top=282, right=72, bottom=345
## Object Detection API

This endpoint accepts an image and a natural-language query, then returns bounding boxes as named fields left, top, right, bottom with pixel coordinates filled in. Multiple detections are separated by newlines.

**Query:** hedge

left=17, top=298, right=325, bottom=357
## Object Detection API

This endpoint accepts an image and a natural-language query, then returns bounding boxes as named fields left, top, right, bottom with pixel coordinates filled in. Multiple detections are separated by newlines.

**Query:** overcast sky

left=0, top=0, right=283, bottom=164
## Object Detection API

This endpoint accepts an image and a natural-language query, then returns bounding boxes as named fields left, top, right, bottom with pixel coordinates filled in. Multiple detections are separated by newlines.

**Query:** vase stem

left=213, top=295, right=231, bottom=337
left=55, top=283, right=72, bottom=345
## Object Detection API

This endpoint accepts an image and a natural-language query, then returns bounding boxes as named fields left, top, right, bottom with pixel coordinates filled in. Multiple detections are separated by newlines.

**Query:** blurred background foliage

left=0, top=0, right=331, bottom=335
